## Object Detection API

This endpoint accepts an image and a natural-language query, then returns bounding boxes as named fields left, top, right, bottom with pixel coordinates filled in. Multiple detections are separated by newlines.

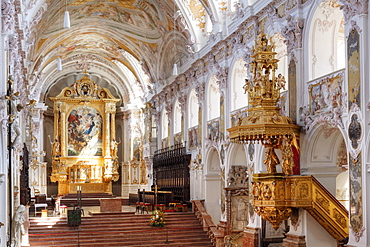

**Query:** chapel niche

left=49, top=73, right=120, bottom=195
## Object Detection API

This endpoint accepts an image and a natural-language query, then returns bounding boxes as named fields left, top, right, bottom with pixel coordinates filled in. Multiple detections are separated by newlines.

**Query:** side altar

left=50, top=73, right=120, bottom=195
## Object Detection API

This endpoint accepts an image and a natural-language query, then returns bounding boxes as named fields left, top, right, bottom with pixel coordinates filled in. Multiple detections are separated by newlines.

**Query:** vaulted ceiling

left=24, top=0, right=231, bottom=109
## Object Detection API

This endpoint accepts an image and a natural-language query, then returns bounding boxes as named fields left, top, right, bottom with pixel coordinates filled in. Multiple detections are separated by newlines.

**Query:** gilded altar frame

left=50, top=73, right=120, bottom=195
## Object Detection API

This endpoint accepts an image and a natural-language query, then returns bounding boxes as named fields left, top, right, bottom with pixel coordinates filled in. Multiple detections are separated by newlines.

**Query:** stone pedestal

left=100, top=198, right=122, bottom=212
left=243, top=226, right=260, bottom=247
left=282, top=234, right=306, bottom=247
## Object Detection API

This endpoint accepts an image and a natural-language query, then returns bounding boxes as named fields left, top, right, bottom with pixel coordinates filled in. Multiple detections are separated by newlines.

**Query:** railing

left=192, top=200, right=223, bottom=246
left=306, top=176, right=348, bottom=242
left=252, top=174, right=348, bottom=243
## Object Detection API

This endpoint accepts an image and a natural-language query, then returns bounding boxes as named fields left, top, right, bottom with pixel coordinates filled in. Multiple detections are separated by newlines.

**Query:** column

left=105, top=109, right=111, bottom=157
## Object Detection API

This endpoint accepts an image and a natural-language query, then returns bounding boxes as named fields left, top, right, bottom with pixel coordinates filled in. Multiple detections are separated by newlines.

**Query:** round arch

left=204, top=147, right=222, bottom=224
left=301, top=123, right=349, bottom=209
left=306, top=1, right=345, bottom=80
left=229, top=57, right=248, bottom=112
left=207, top=75, right=220, bottom=121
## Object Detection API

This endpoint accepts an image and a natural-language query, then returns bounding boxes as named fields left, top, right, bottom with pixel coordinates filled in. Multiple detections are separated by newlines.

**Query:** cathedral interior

left=0, top=0, right=369, bottom=246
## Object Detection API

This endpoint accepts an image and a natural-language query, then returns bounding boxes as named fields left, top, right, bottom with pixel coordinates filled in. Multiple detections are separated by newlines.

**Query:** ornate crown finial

left=243, top=33, right=284, bottom=107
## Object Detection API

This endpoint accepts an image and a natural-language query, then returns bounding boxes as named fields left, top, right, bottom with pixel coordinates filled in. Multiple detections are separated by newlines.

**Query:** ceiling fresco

left=22, top=0, right=227, bottom=108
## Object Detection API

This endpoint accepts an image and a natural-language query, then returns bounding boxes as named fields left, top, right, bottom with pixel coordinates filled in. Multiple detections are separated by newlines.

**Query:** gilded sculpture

left=228, top=32, right=300, bottom=175
left=228, top=34, right=348, bottom=240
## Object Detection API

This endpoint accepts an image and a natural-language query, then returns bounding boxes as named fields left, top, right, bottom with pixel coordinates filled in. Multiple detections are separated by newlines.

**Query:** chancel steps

left=29, top=212, right=214, bottom=246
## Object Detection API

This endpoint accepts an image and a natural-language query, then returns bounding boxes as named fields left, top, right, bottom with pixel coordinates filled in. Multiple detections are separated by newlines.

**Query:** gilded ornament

left=228, top=33, right=300, bottom=175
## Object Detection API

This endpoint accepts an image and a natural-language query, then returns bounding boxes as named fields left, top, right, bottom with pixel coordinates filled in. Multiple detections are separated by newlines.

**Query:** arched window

left=309, top=3, right=345, bottom=79
left=231, top=58, right=248, bottom=111
left=207, top=75, right=220, bottom=121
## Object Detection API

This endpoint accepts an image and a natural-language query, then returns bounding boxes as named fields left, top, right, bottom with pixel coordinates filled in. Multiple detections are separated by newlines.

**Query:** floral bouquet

left=149, top=210, right=165, bottom=227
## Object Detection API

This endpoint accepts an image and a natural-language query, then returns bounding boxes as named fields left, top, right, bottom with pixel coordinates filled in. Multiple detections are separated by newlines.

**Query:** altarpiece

left=50, top=73, right=120, bottom=195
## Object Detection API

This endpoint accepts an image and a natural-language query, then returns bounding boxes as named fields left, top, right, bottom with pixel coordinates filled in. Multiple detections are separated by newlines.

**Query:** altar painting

left=68, top=106, right=103, bottom=156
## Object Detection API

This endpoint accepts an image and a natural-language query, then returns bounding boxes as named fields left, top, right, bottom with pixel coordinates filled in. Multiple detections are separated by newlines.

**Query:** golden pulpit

left=50, top=73, right=120, bottom=195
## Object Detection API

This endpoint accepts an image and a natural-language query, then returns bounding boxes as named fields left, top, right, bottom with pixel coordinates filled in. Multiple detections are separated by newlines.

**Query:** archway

left=302, top=124, right=348, bottom=209
left=204, top=147, right=222, bottom=223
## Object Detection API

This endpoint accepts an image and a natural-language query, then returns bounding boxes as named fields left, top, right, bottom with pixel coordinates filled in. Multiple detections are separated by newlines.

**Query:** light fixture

left=64, top=0, right=70, bottom=28
left=172, top=63, right=178, bottom=76
left=64, top=11, right=70, bottom=28
left=57, top=57, right=63, bottom=71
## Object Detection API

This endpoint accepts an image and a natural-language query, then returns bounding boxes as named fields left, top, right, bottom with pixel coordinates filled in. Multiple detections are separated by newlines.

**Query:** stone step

left=29, top=209, right=213, bottom=246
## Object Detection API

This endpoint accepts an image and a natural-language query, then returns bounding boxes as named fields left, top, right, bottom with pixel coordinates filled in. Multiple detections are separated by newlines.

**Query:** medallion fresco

left=347, top=29, right=360, bottom=110
left=67, top=106, right=103, bottom=156
left=349, top=153, right=363, bottom=239
left=348, top=114, right=361, bottom=149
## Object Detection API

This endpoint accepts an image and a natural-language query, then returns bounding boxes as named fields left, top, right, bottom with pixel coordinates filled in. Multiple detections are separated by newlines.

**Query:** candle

left=155, top=185, right=157, bottom=193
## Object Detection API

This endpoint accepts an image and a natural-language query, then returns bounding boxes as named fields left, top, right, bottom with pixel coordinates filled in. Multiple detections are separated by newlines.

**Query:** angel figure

left=51, top=137, right=61, bottom=158
left=276, top=73, right=286, bottom=90
left=243, top=79, right=251, bottom=94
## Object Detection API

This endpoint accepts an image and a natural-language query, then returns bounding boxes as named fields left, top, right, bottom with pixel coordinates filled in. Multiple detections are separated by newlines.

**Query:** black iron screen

left=153, top=143, right=191, bottom=203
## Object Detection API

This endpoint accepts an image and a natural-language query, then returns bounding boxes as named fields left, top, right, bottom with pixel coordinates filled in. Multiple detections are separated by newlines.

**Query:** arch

left=301, top=123, right=349, bottom=209
left=226, top=143, right=248, bottom=179
left=204, top=147, right=222, bottom=223
left=207, top=75, right=220, bottom=120
left=307, top=1, right=345, bottom=80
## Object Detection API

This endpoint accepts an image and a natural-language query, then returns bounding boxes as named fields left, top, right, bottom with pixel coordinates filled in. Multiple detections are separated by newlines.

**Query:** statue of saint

left=110, top=139, right=120, bottom=158
left=263, top=147, right=279, bottom=173
left=51, top=137, right=61, bottom=157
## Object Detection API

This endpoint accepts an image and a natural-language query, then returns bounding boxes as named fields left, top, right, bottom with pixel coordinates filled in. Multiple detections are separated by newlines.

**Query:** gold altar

left=50, top=73, right=120, bottom=195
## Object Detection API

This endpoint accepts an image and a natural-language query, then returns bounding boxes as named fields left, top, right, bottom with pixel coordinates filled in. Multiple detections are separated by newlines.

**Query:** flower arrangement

left=149, top=210, right=165, bottom=227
